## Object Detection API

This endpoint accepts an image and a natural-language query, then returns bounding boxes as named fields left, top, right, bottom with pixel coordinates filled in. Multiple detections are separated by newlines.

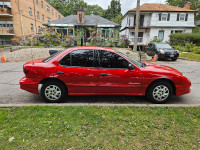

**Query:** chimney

left=184, top=1, right=191, bottom=9
left=77, top=7, right=84, bottom=24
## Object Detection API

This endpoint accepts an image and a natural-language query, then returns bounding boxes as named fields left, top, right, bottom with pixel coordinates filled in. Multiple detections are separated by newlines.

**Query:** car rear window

left=43, top=50, right=64, bottom=63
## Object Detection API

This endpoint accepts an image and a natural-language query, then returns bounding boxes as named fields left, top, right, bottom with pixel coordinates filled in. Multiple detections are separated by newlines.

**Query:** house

left=44, top=8, right=121, bottom=45
left=0, top=0, right=63, bottom=45
left=120, top=2, right=196, bottom=50
left=197, top=20, right=200, bottom=31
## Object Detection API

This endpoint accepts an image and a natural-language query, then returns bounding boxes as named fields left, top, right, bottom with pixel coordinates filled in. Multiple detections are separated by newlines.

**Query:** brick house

left=120, top=2, right=196, bottom=50
left=0, top=0, right=63, bottom=45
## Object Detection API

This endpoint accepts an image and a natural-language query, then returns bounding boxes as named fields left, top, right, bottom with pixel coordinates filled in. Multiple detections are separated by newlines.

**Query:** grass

left=180, top=52, right=200, bottom=61
left=0, top=106, right=200, bottom=149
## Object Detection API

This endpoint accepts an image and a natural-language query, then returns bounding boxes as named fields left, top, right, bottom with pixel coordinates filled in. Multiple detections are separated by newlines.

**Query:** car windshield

left=115, top=50, right=145, bottom=68
left=43, top=50, right=65, bottom=63
left=156, top=43, right=172, bottom=49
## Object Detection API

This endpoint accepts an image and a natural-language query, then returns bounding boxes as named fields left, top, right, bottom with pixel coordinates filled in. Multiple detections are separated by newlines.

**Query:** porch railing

left=0, top=27, right=14, bottom=35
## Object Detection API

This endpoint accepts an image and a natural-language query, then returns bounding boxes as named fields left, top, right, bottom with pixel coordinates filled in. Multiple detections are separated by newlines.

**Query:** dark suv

left=145, top=43, right=179, bottom=61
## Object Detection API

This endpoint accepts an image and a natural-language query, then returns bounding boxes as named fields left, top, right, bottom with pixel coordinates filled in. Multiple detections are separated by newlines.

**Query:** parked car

left=145, top=42, right=179, bottom=61
left=19, top=46, right=191, bottom=104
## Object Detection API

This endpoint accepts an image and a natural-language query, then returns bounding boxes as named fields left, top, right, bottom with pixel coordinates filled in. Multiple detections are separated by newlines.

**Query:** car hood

left=141, top=62, right=182, bottom=75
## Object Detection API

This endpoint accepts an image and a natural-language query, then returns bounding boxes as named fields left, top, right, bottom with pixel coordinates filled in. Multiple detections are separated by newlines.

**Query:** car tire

left=41, top=81, right=67, bottom=103
left=171, top=58, right=177, bottom=61
left=146, top=81, right=173, bottom=104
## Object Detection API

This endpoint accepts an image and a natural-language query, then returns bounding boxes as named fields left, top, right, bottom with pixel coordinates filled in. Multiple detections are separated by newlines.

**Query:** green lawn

left=0, top=106, right=200, bottom=149
left=180, top=53, right=200, bottom=61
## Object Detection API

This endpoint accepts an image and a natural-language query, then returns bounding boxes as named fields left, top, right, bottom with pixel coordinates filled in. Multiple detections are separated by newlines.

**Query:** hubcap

left=152, top=85, right=169, bottom=101
left=44, top=85, right=61, bottom=101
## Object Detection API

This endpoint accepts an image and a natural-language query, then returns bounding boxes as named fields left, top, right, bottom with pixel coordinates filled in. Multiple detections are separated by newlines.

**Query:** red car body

left=19, top=47, right=191, bottom=102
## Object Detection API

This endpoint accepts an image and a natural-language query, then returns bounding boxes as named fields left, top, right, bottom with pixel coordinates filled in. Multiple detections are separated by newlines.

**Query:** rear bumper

left=19, top=77, right=39, bottom=94
left=176, top=85, right=191, bottom=96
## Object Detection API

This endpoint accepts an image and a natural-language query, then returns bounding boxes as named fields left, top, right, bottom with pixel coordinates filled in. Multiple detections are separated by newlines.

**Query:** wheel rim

left=44, top=85, right=61, bottom=101
left=152, top=85, right=169, bottom=101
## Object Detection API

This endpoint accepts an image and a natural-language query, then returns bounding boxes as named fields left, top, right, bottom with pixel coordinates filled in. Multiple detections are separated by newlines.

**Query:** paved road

left=0, top=59, right=200, bottom=105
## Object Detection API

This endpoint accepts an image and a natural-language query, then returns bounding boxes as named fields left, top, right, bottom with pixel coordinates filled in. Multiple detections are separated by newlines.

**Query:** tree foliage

left=46, top=0, right=122, bottom=24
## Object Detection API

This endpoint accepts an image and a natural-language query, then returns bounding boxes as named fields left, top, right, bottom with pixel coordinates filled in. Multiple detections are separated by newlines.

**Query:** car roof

left=65, top=46, right=116, bottom=52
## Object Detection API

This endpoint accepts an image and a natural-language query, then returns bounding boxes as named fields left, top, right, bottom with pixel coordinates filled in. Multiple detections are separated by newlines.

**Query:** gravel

left=4, top=47, right=140, bottom=62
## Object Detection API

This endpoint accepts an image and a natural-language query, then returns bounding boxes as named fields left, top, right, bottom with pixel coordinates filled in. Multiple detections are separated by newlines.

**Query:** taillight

left=23, top=67, right=28, bottom=74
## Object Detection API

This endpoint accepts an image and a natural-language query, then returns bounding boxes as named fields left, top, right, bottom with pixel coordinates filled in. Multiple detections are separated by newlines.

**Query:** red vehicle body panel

left=19, top=46, right=191, bottom=97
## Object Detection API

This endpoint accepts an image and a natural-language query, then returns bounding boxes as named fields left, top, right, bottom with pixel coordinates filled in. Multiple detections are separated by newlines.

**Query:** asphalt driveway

left=0, top=59, right=200, bottom=106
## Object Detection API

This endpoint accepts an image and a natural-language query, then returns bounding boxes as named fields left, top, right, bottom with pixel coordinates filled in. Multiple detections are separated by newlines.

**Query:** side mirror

left=128, top=64, right=135, bottom=70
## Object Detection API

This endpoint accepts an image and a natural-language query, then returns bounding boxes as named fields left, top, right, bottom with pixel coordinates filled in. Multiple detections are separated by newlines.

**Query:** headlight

left=159, top=49, right=165, bottom=54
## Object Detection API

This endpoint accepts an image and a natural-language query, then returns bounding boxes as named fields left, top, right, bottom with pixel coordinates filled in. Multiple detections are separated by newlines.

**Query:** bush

left=185, top=43, right=196, bottom=52
left=150, top=37, right=162, bottom=43
left=192, top=46, right=200, bottom=54
left=169, top=33, right=200, bottom=46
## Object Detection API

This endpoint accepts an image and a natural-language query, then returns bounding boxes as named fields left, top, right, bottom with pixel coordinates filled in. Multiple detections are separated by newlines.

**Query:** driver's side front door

left=96, top=50, right=143, bottom=95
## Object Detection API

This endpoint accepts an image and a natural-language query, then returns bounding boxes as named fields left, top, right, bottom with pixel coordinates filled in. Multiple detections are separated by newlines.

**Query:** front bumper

left=19, top=77, right=39, bottom=94
left=158, top=53, right=179, bottom=59
left=176, top=85, right=191, bottom=96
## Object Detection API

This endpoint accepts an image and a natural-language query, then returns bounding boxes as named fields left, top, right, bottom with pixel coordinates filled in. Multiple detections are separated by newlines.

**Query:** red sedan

left=19, top=47, right=191, bottom=104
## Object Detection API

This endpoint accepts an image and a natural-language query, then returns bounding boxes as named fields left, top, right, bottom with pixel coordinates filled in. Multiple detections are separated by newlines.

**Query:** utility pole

left=133, top=0, right=140, bottom=51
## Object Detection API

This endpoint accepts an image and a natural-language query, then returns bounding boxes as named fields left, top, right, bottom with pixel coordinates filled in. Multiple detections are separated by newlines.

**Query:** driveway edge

left=0, top=103, right=200, bottom=107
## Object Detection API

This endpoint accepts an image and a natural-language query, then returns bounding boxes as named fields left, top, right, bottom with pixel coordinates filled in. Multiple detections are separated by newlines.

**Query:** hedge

left=169, top=33, right=200, bottom=46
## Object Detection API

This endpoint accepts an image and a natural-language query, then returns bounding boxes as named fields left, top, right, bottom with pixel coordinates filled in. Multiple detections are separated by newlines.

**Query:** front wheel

left=41, top=81, right=67, bottom=103
left=171, top=58, right=177, bottom=61
left=146, top=81, right=173, bottom=104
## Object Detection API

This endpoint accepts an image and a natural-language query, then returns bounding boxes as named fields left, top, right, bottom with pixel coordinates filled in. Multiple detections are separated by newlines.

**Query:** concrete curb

left=0, top=103, right=200, bottom=107
left=179, top=57, right=200, bottom=62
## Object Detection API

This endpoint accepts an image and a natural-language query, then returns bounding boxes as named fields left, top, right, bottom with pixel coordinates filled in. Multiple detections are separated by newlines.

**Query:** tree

left=166, top=0, right=200, bottom=20
left=103, top=0, right=122, bottom=24
left=84, top=5, right=105, bottom=16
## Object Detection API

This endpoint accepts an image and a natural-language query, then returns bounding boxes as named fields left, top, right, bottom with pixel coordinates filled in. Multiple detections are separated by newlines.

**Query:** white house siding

left=149, top=28, right=193, bottom=42
left=150, top=12, right=195, bottom=27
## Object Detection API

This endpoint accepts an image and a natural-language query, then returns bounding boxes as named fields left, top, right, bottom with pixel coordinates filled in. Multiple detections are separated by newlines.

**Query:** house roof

left=44, top=15, right=120, bottom=27
left=130, top=3, right=196, bottom=12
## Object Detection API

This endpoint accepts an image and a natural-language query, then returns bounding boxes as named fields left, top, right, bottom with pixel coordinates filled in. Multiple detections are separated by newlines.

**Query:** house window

left=161, top=13, right=168, bottom=21
left=29, top=7, right=32, bottom=16
left=38, top=26, right=41, bottom=33
left=37, top=12, right=39, bottom=19
left=180, top=13, right=185, bottom=21
left=42, top=14, right=44, bottom=21
left=59, top=15, right=61, bottom=19
left=46, top=5, right=50, bottom=12
left=47, top=18, right=51, bottom=23
left=36, top=0, right=38, bottom=4
left=102, top=29, right=110, bottom=38
left=52, top=9, right=54, bottom=15
left=31, top=24, right=34, bottom=32
left=41, top=1, right=43, bottom=8
left=68, top=29, right=73, bottom=36
left=158, top=30, right=164, bottom=40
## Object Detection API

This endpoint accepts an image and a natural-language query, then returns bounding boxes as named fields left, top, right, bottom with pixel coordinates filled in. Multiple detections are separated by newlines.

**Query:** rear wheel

left=41, top=81, right=67, bottom=103
left=146, top=81, right=173, bottom=104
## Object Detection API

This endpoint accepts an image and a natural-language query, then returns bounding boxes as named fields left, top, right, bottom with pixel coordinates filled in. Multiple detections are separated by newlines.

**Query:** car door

left=96, top=50, right=143, bottom=95
left=55, top=49, right=98, bottom=95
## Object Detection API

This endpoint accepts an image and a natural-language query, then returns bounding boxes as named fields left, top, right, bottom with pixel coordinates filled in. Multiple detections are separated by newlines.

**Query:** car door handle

left=101, top=73, right=108, bottom=76
left=57, top=71, right=64, bottom=74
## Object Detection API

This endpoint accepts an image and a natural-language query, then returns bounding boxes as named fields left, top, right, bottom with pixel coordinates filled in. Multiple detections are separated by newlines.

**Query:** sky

left=84, top=0, right=166, bottom=15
